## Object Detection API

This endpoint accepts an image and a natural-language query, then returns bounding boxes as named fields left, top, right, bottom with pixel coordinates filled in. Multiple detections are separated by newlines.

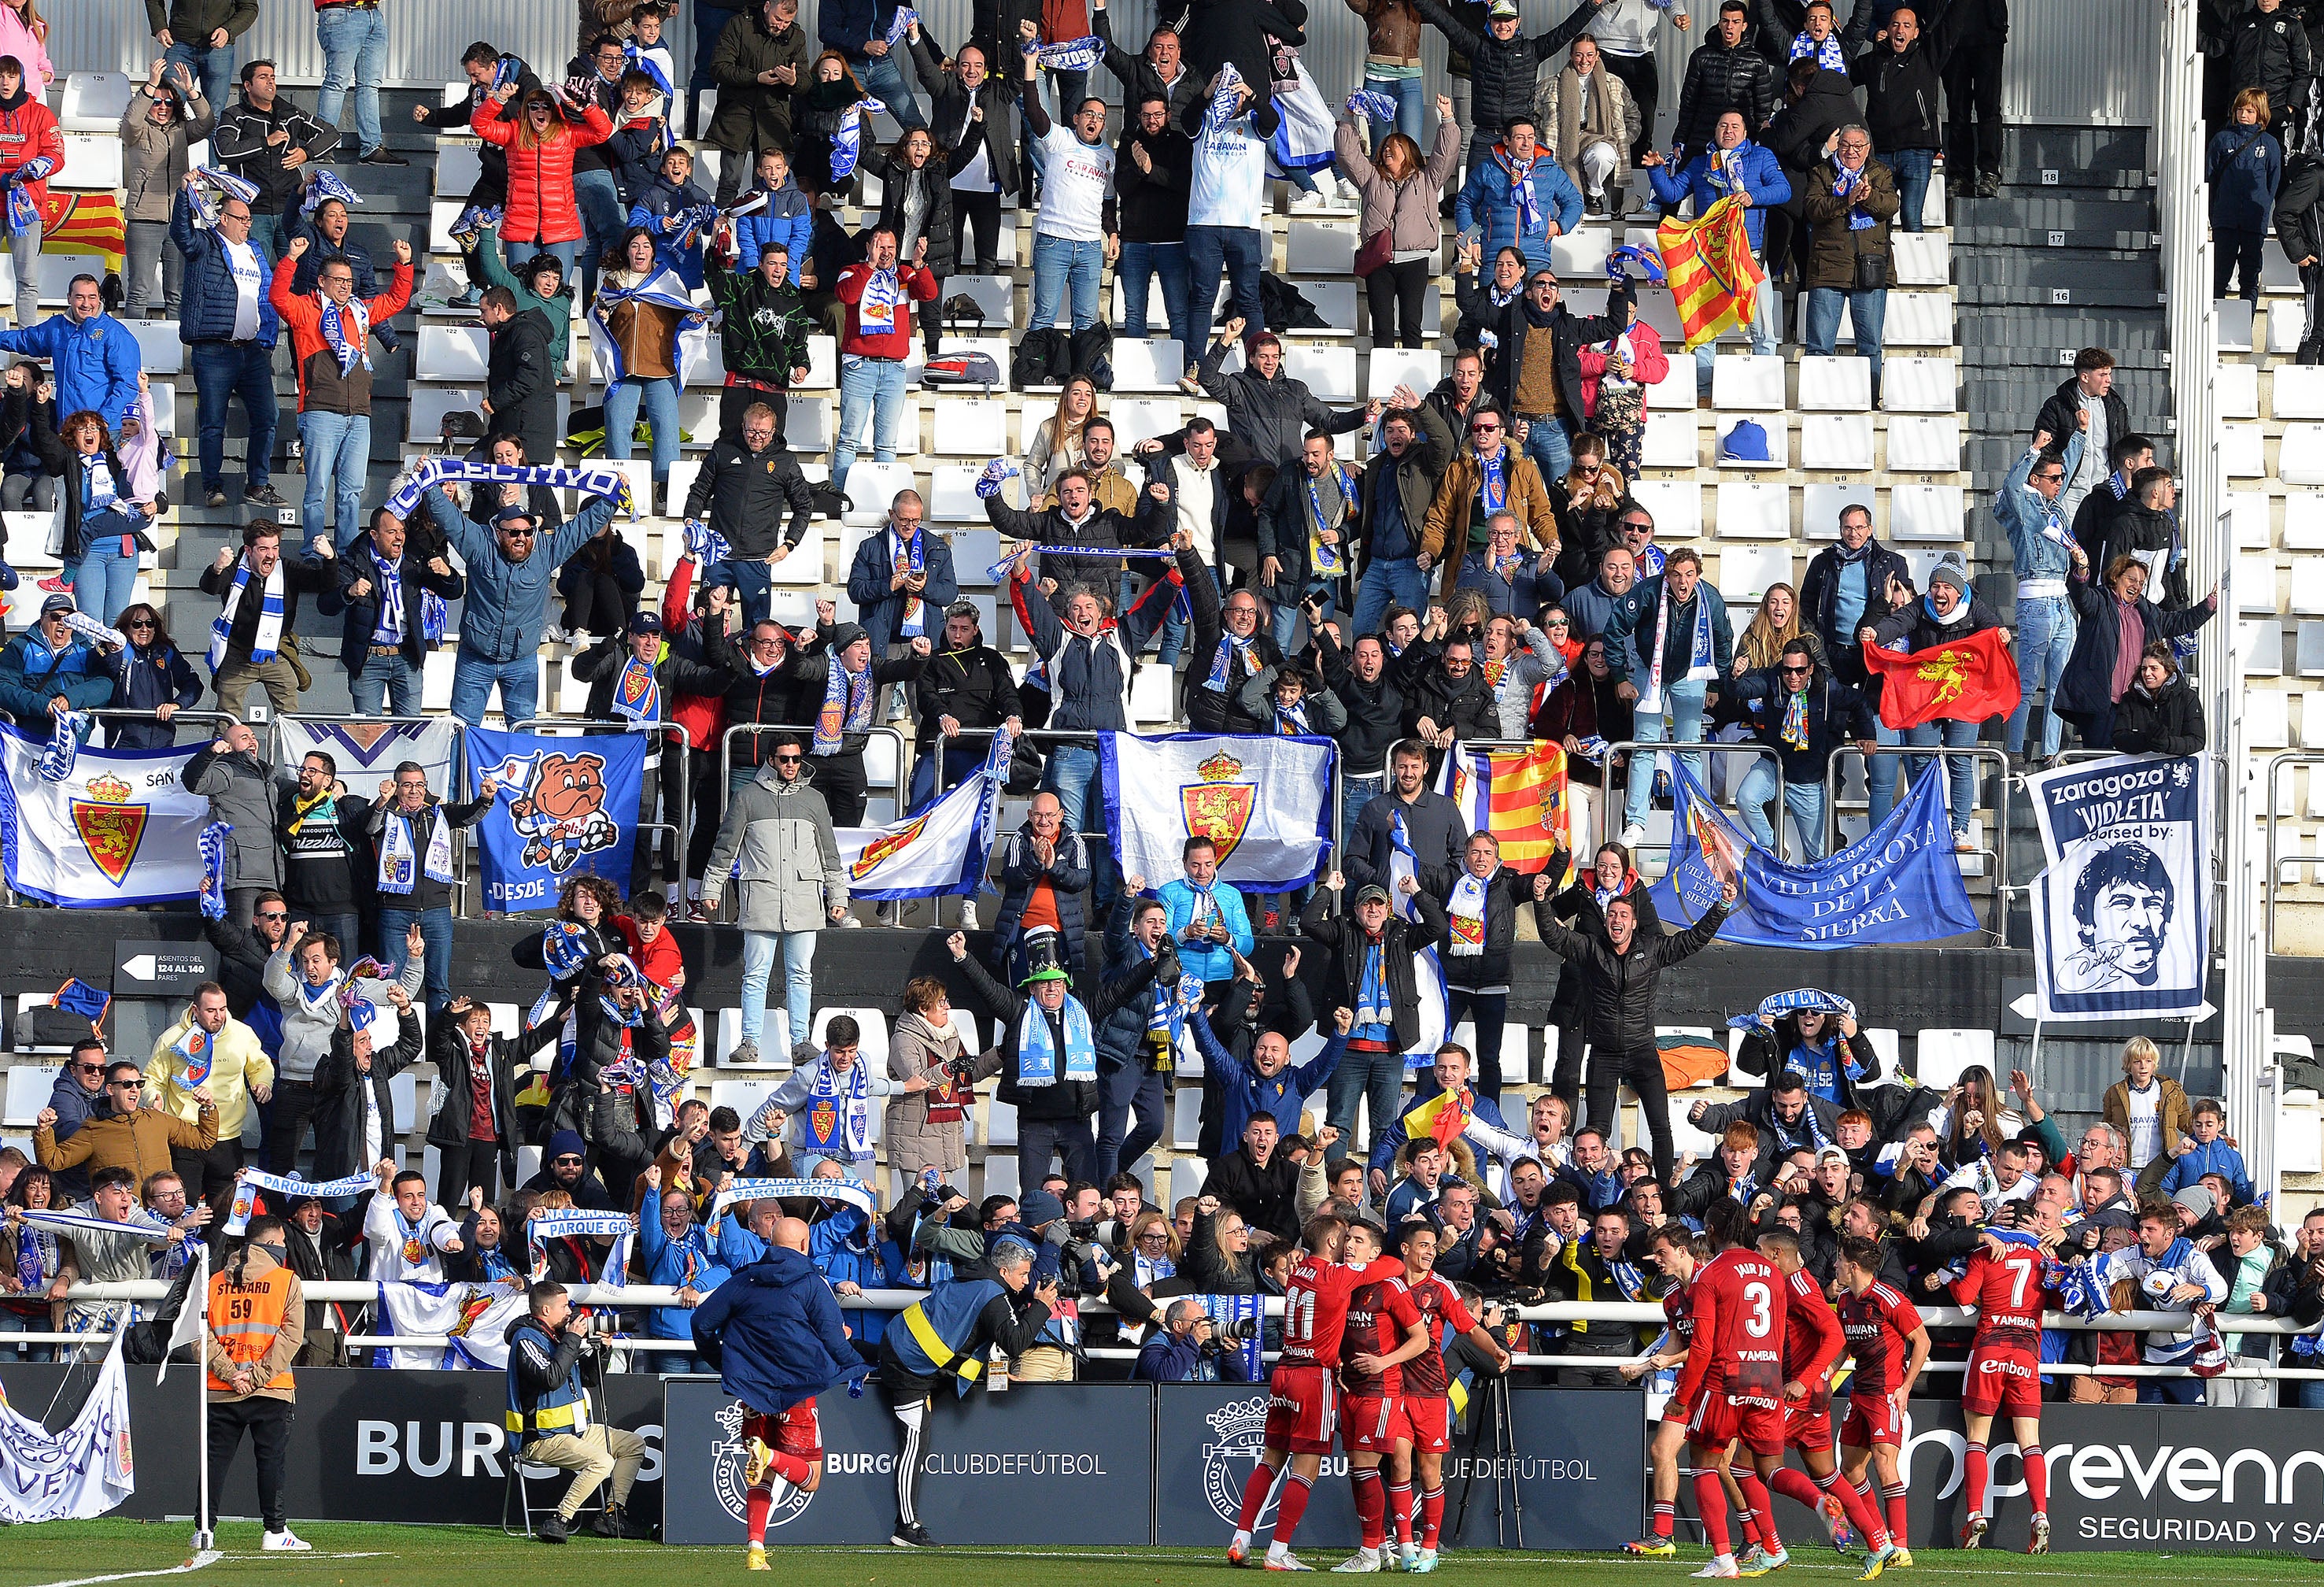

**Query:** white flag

left=159, top=1245, right=209, bottom=1383
left=0, top=1331, right=135, bottom=1522
left=1386, top=808, right=1448, bottom=1066
left=0, top=724, right=208, bottom=907
left=834, top=728, right=1011, bottom=900
left=371, top=1280, right=530, bottom=1370
left=1100, top=732, right=1336, bottom=891
left=276, top=716, right=460, bottom=797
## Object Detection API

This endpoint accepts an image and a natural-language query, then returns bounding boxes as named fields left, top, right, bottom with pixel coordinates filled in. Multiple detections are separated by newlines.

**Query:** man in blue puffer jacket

left=0, top=592, right=113, bottom=742
left=0, top=273, right=141, bottom=432
left=626, top=145, right=717, bottom=290
left=171, top=178, right=283, bottom=510
left=1454, top=114, right=1585, bottom=275
left=419, top=481, right=621, bottom=726
left=1642, top=109, right=1790, bottom=376
left=691, top=1216, right=870, bottom=1569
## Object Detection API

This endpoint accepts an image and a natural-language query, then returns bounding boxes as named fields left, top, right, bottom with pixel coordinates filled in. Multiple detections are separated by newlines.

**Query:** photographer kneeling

left=1133, top=1297, right=1254, bottom=1383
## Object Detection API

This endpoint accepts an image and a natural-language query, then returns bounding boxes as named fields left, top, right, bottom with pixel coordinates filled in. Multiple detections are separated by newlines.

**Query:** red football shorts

left=1783, top=1398, right=1834, bottom=1452
left=1402, top=1395, right=1452, bottom=1454
left=1960, top=1346, right=2042, bottom=1418
left=1838, top=1389, right=1905, bottom=1449
left=1687, top=1389, right=1785, bottom=1457
left=744, top=1401, right=822, bottom=1462
left=1264, top=1361, right=1339, bottom=1455
left=1343, top=1393, right=1411, bottom=1454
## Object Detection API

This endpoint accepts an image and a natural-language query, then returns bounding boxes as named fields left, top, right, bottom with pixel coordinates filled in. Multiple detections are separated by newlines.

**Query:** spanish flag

left=39, top=192, right=126, bottom=271
left=1656, top=193, right=1764, bottom=351
left=1435, top=739, right=1571, bottom=878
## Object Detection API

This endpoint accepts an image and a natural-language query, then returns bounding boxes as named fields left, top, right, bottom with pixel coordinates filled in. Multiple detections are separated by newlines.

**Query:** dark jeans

left=1325, top=1047, right=1408, bottom=1163
left=2215, top=226, right=2266, bottom=301
left=561, top=568, right=632, bottom=637
left=190, top=339, right=279, bottom=494
left=172, top=1137, right=245, bottom=1240
left=434, top=1136, right=502, bottom=1209
left=718, top=382, right=792, bottom=445
left=1944, top=43, right=2005, bottom=175
left=1365, top=257, right=1432, bottom=350
left=685, top=745, right=726, bottom=881
left=1096, top=1060, right=1166, bottom=1182
left=955, top=188, right=1004, bottom=274
left=288, top=909, right=361, bottom=963
left=205, top=1396, right=294, bottom=1533
left=1018, top=1115, right=1095, bottom=1186
left=1443, top=988, right=1509, bottom=1101
left=377, top=903, right=454, bottom=1018
left=812, top=748, right=869, bottom=827
left=2139, top=1374, right=2207, bottom=1406
left=1587, top=1042, right=1673, bottom=1184
left=263, top=1078, right=321, bottom=1175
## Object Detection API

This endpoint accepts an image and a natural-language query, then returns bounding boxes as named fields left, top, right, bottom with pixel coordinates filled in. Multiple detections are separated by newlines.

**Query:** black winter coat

left=911, top=31, right=1022, bottom=194
left=1317, top=628, right=1407, bottom=774
left=2057, top=580, right=2215, bottom=716
left=870, top=152, right=957, bottom=279
left=1849, top=39, right=1946, bottom=151
left=571, top=631, right=727, bottom=723
left=1299, top=886, right=1451, bottom=1056
left=486, top=306, right=560, bottom=465
left=2032, top=374, right=2133, bottom=465
left=2110, top=671, right=2208, bottom=756
left=336, top=528, right=465, bottom=680
left=2275, top=150, right=2324, bottom=264
left=1416, top=862, right=1532, bottom=991
left=423, top=1019, right=559, bottom=1181
left=914, top=641, right=1018, bottom=752
left=1675, top=31, right=1779, bottom=155
left=1735, top=1012, right=1882, bottom=1110
left=312, top=1019, right=422, bottom=1182
left=1404, top=658, right=1499, bottom=743
left=2224, top=3, right=2314, bottom=108
left=1410, top=0, right=1606, bottom=152
left=954, top=949, right=1162, bottom=1122
left=1798, top=537, right=1911, bottom=688
left=1535, top=900, right=1731, bottom=1052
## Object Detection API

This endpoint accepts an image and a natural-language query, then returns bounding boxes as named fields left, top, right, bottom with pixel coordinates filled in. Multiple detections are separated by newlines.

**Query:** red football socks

left=1816, top=1467, right=1890, bottom=1551
left=1694, top=1470, right=1732, bottom=1557
left=1273, top=1471, right=1313, bottom=1545
left=2023, top=1446, right=2049, bottom=1516
left=1734, top=1472, right=1779, bottom=1553
left=1964, top=1442, right=1990, bottom=1520
left=1236, top=1464, right=1277, bottom=1536
left=1353, top=1468, right=1386, bottom=1550
left=1769, top=1467, right=1823, bottom=1513
left=745, top=1484, right=771, bottom=1547
left=1420, top=1486, right=1445, bottom=1549
left=1652, top=1500, right=1676, bottom=1541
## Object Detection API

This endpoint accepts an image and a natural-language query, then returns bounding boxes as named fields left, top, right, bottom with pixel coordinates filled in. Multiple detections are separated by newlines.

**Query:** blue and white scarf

left=611, top=653, right=660, bottom=723
left=1307, top=464, right=1354, bottom=575
left=207, top=557, right=285, bottom=670
left=857, top=264, right=904, bottom=331
left=1495, top=143, right=1542, bottom=235
left=1831, top=157, right=1878, bottom=230
left=386, top=457, right=636, bottom=521
left=1725, top=987, right=1856, bottom=1030
left=222, top=1167, right=377, bottom=1235
left=377, top=804, right=456, bottom=893
left=449, top=202, right=504, bottom=246
left=300, top=169, right=363, bottom=218
left=892, top=526, right=927, bottom=637
left=1205, top=61, right=1247, bottom=134
left=371, top=548, right=405, bottom=642
left=1639, top=579, right=1714, bottom=713
left=526, top=1209, right=640, bottom=1280
left=706, top=1175, right=878, bottom=1238
left=885, top=6, right=919, bottom=49
left=684, top=516, right=732, bottom=564
left=1345, top=87, right=1400, bottom=124
left=1607, top=243, right=1668, bottom=286
left=1273, top=697, right=1310, bottom=734
left=1017, top=995, right=1096, bottom=1086
left=1354, top=937, right=1392, bottom=1031
left=591, top=266, right=710, bottom=383
left=1789, top=30, right=1847, bottom=68
left=198, top=820, right=232, bottom=919
left=1037, top=34, right=1105, bottom=72
left=1571, top=734, right=1609, bottom=764
left=37, top=713, right=85, bottom=782
left=318, top=295, right=372, bottom=375
left=1204, top=631, right=1253, bottom=693
left=65, top=611, right=128, bottom=652
left=1140, top=938, right=1200, bottom=1045
left=189, top=165, right=260, bottom=229
left=1476, top=447, right=1508, bottom=516
left=829, top=97, right=888, bottom=185
left=799, top=1056, right=876, bottom=1160
left=623, top=40, right=676, bottom=98
left=974, top=457, right=1018, bottom=500
left=814, top=653, right=874, bottom=754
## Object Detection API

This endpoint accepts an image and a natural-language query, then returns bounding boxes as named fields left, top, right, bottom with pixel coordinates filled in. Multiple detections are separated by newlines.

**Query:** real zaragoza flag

left=835, top=727, right=1012, bottom=901
left=38, top=192, right=126, bottom=270
left=1102, top=732, right=1336, bottom=892
left=1656, top=194, right=1764, bottom=350
left=1434, top=739, right=1571, bottom=876
left=0, top=724, right=207, bottom=907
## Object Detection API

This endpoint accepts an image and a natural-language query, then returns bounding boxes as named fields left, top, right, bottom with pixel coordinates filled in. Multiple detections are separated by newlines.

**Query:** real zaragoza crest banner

left=0, top=724, right=209, bottom=907
left=1100, top=732, right=1336, bottom=892
left=834, top=727, right=1012, bottom=901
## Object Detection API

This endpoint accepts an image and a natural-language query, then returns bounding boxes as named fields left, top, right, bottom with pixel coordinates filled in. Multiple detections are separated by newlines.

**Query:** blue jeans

left=0, top=1308, right=54, bottom=1362
left=604, top=375, right=682, bottom=487
left=376, top=903, right=453, bottom=1017
left=1351, top=555, right=1429, bottom=642
left=571, top=169, right=626, bottom=297
left=1270, top=577, right=1336, bottom=652
left=1339, top=773, right=1384, bottom=864
left=1362, top=72, right=1426, bottom=151
left=316, top=4, right=387, bottom=156
left=69, top=514, right=144, bottom=625
left=639, top=1348, right=708, bottom=1375
left=247, top=213, right=286, bottom=264
left=299, top=409, right=369, bottom=550
left=1864, top=723, right=1903, bottom=829
left=1622, top=678, right=1708, bottom=832
left=908, top=742, right=985, bottom=811
left=847, top=49, right=924, bottom=130
left=1042, top=742, right=1119, bottom=930
left=1694, top=272, right=1781, bottom=381
left=191, top=339, right=278, bottom=494
left=2138, top=1375, right=2207, bottom=1406
left=741, top=928, right=816, bottom=1048
left=834, top=354, right=907, bottom=491
left=162, top=39, right=234, bottom=123
left=1185, top=225, right=1264, bottom=335
left=350, top=647, right=420, bottom=716
left=1157, top=564, right=1220, bottom=667
left=1802, top=287, right=1888, bottom=399
left=2004, top=594, right=2075, bottom=759
left=1737, top=760, right=1827, bottom=861
left=1118, top=239, right=1189, bottom=344
left=1905, top=717, right=1980, bottom=838
left=449, top=649, right=538, bottom=726
left=2299, top=1378, right=2324, bottom=1411
left=1326, top=1047, right=1406, bottom=1163
left=689, top=4, right=738, bottom=91
left=292, top=909, right=362, bottom=960
left=1031, top=234, right=1103, bottom=332
left=508, top=235, right=577, bottom=281
left=1518, top=416, right=1572, bottom=490
left=1886, top=147, right=1934, bottom=232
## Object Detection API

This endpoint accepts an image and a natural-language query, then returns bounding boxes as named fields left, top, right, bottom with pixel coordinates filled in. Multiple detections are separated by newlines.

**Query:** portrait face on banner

left=2028, top=755, right=2211, bottom=1022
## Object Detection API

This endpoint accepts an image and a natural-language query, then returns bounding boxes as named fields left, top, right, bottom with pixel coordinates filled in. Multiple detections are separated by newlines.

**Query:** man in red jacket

left=270, top=232, right=412, bottom=553
left=0, top=54, right=63, bottom=328
left=830, top=223, right=937, bottom=498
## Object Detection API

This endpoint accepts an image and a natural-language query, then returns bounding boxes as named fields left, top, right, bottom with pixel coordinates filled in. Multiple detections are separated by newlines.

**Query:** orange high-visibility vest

left=206, top=1267, right=297, bottom=1394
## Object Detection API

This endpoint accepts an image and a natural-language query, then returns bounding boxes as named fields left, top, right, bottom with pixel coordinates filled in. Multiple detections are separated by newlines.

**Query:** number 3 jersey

left=1672, top=1247, right=1788, bottom=1409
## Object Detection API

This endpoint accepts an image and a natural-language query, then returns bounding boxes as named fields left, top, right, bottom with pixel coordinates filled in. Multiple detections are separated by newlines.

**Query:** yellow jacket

left=146, top=1009, right=273, bottom=1141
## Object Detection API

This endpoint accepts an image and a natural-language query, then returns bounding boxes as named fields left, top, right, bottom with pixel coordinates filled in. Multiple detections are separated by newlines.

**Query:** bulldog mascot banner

left=464, top=728, right=650, bottom=908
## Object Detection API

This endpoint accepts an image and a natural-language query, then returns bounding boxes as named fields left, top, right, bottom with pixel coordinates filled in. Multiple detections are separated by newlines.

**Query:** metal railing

left=710, top=723, right=914, bottom=923
left=2259, top=751, right=2324, bottom=956
left=1602, top=738, right=1791, bottom=859
left=1822, top=742, right=2012, bottom=936
left=88, top=707, right=240, bottom=745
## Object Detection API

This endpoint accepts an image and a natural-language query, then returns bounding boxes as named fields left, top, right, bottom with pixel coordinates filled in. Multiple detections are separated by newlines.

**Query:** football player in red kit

left=1625, top=1226, right=1761, bottom=1559
left=1230, top=1215, right=1423, bottom=1571
left=1755, top=1230, right=1901, bottom=1580
left=1374, top=1220, right=1512, bottom=1573
left=1330, top=1222, right=1435, bottom=1574
left=1668, top=1199, right=1786, bottom=1579
left=1835, top=1235, right=1932, bottom=1569
left=1947, top=1204, right=2062, bottom=1552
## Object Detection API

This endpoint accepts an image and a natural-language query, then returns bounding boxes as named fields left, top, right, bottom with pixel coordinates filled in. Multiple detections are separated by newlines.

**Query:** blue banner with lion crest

left=463, top=727, right=649, bottom=910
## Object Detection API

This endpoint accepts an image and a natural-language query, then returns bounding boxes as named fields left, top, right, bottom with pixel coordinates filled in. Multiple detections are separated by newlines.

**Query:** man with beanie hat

left=911, top=601, right=1019, bottom=823
left=523, top=1127, right=622, bottom=1212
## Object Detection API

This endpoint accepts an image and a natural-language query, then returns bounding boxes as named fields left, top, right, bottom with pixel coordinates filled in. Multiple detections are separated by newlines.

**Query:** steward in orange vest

left=201, top=1215, right=312, bottom=1551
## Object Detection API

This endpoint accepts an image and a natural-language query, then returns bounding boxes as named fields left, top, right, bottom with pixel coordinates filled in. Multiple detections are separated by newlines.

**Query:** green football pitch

left=6, top=1524, right=2324, bottom=1587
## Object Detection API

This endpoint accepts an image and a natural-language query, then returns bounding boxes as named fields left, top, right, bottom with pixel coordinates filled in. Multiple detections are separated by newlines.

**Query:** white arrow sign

left=122, top=954, right=157, bottom=982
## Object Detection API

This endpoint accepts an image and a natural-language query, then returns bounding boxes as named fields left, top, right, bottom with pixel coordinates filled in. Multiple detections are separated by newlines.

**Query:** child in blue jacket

left=2160, top=1097, right=2256, bottom=1204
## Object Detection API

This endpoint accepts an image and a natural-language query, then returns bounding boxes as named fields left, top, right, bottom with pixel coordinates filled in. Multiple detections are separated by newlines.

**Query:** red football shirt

left=1672, top=1248, right=1786, bottom=1408
left=1339, top=1272, right=1426, bottom=1396
left=1280, top=1254, right=1404, bottom=1369
left=1394, top=1271, right=1479, bottom=1398
left=1946, top=1241, right=2051, bottom=1352
left=1778, top=1267, right=1846, bottom=1409
left=1837, top=1280, right=1924, bottom=1397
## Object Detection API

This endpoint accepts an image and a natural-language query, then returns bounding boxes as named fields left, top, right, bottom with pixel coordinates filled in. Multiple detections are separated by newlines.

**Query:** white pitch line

left=21, top=1548, right=224, bottom=1587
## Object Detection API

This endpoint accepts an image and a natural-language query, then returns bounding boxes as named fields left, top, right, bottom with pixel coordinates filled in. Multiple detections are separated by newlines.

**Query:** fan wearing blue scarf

left=339, top=507, right=464, bottom=715
left=273, top=234, right=416, bottom=553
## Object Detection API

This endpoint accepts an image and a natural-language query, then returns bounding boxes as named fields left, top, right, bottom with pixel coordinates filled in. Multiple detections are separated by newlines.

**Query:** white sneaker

left=1618, top=822, right=1649, bottom=849
left=1332, top=1552, right=1381, bottom=1573
left=959, top=899, right=980, bottom=930
left=262, top=1530, right=312, bottom=1552
left=1289, top=190, right=1328, bottom=212
left=1691, top=1558, right=1739, bottom=1579
left=838, top=912, right=863, bottom=928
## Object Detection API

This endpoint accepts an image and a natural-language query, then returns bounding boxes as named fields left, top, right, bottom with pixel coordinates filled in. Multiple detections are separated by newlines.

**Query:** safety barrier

left=1821, top=742, right=2012, bottom=935
left=2259, top=751, right=2324, bottom=956
left=709, top=722, right=914, bottom=924
left=1602, top=738, right=1791, bottom=859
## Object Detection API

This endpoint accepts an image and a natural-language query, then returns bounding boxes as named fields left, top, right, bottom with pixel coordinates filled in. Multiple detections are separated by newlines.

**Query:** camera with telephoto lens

left=1211, top=1312, right=1258, bottom=1344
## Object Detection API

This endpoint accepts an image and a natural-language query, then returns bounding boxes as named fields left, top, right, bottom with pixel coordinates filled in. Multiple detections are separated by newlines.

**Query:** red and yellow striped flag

left=38, top=192, right=126, bottom=271
left=1656, top=193, right=1764, bottom=351
left=1437, top=741, right=1571, bottom=876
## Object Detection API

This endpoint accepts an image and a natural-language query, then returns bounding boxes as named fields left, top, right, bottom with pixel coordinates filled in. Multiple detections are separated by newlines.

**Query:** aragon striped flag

left=39, top=192, right=126, bottom=271
left=1655, top=193, right=1765, bottom=350
left=1433, top=738, right=1571, bottom=877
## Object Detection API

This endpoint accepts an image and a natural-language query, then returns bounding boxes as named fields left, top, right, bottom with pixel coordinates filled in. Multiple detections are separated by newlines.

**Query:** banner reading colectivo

left=0, top=724, right=206, bottom=908
left=1101, top=733, right=1336, bottom=892
left=1650, top=758, right=1982, bottom=948
left=2027, top=753, right=2211, bottom=1023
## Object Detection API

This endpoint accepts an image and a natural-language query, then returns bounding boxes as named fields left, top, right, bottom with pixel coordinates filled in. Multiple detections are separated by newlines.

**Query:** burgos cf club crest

left=851, top=812, right=930, bottom=880
left=1183, top=750, right=1256, bottom=864
left=710, top=1400, right=812, bottom=1528
left=1203, top=1395, right=1275, bottom=1527
left=71, top=771, right=147, bottom=886
left=498, top=751, right=622, bottom=874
